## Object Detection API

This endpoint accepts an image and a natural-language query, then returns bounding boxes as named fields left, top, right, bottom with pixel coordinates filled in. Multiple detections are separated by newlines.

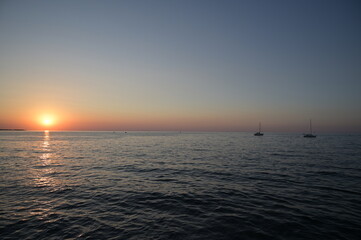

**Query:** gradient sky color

left=1, top=0, right=360, bottom=132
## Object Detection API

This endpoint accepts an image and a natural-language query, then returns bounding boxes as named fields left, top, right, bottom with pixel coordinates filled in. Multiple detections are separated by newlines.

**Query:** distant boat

left=304, top=119, right=316, bottom=138
left=254, top=122, right=264, bottom=136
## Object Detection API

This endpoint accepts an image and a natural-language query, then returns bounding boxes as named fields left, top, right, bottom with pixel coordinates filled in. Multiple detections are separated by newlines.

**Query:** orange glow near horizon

left=1, top=105, right=359, bottom=132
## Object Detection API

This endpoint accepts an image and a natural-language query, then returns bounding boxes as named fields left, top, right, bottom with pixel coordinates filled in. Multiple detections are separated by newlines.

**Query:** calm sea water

left=1, top=131, right=361, bottom=240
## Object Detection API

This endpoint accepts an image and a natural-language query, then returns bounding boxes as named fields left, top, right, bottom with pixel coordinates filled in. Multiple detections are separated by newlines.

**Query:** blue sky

left=0, top=0, right=360, bottom=132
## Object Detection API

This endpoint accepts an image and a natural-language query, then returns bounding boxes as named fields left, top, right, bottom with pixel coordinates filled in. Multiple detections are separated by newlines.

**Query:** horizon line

left=2, top=129, right=361, bottom=134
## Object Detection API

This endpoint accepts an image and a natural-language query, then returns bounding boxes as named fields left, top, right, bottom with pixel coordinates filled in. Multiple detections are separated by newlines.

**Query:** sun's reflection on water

left=31, top=130, right=64, bottom=190
left=42, top=130, right=50, bottom=150
left=40, top=130, right=52, bottom=166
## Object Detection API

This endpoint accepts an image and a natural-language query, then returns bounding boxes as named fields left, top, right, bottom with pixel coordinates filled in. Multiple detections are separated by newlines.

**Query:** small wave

left=1, top=131, right=361, bottom=240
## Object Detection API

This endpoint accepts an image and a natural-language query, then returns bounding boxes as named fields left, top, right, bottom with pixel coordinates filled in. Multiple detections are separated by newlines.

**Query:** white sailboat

left=304, top=119, right=316, bottom=138
left=254, top=122, right=264, bottom=136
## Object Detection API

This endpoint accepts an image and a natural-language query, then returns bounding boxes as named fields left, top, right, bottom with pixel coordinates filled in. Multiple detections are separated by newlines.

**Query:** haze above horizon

left=1, top=0, right=360, bottom=132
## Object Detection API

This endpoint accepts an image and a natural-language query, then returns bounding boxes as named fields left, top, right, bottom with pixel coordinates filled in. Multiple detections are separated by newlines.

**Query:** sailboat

left=254, top=122, right=264, bottom=136
left=304, top=119, right=316, bottom=138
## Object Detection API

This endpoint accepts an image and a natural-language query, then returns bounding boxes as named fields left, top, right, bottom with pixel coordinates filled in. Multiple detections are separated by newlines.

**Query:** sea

left=0, top=131, right=360, bottom=240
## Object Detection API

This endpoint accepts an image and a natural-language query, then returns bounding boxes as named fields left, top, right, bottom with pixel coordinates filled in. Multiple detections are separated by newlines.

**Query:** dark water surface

left=1, top=131, right=361, bottom=239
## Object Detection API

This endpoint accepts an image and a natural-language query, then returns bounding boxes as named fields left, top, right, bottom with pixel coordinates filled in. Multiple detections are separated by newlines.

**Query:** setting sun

left=39, top=115, right=56, bottom=128
left=43, top=118, right=52, bottom=125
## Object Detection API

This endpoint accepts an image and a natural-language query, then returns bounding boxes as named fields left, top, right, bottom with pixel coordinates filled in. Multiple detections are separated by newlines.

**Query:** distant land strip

left=0, top=129, right=25, bottom=131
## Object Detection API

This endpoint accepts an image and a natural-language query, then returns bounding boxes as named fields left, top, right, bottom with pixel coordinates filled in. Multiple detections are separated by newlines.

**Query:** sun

left=43, top=118, right=53, bottom=126
left=39, top=115, right=56, bottom=127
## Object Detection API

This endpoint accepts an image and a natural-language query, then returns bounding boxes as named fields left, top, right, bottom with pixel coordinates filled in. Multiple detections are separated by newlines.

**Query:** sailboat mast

left=259, top=122, right=261, bottom=132
left=310, top=119, right=312, bottom=134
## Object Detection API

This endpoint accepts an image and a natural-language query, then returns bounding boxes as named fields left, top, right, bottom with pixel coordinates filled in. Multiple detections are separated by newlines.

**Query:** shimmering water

left=1, top=131, right=361, bottom=239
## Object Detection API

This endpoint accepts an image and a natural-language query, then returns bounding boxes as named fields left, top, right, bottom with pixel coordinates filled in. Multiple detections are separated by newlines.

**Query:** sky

left=0, top=0, right=360, bottom=132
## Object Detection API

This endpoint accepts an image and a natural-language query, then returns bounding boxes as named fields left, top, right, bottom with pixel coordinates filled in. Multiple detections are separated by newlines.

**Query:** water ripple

left=1, top=132, right=361, bottom=239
